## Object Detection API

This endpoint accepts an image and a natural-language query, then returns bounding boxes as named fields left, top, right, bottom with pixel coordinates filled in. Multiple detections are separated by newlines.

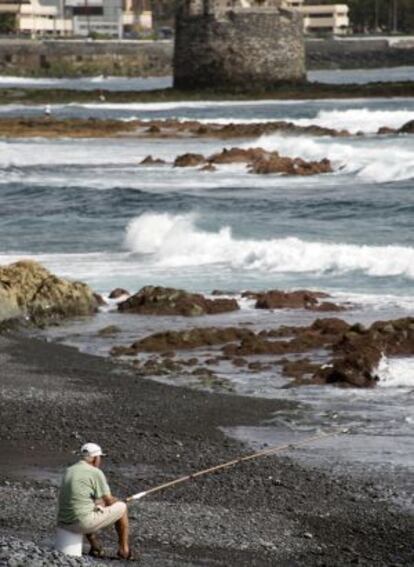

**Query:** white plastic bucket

left=55, top=527, right=83, bottom=557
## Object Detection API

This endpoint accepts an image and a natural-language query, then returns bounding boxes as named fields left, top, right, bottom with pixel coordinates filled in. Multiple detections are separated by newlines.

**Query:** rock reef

left=118, top=285, right=239, bottom=317
left=173, top=147, right=333, bottom=175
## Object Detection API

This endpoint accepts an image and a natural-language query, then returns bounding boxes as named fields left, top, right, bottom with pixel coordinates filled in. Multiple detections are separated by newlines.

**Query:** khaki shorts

left=62, top=501, right=126, bottom=535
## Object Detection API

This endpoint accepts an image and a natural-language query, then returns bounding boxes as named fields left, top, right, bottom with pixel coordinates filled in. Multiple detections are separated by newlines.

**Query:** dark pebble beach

left=0, top=331, right=413, bottom=566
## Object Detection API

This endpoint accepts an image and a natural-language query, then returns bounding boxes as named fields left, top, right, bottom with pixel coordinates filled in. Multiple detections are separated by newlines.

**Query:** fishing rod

left=126, top=427, right=348, bottom=503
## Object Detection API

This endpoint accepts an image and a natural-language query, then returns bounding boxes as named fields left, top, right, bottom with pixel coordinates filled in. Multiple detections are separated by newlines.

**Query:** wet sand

left=0, top=331, right=413, bottom=566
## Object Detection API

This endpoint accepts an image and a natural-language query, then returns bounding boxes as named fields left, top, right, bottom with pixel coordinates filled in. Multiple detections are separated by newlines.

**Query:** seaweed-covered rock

left=244, top=289, right=340, bottom=311
left=0, top=260, right=98, bottom=324
left=131, top=326, right=255, bottom=352
left=118, top=286, right=239, bottom=317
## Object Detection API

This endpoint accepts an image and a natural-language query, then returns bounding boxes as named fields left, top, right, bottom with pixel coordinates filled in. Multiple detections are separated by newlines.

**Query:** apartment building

left=283, top=0, right=350, bottom=35
left=0, top=0, right=152, bottom=37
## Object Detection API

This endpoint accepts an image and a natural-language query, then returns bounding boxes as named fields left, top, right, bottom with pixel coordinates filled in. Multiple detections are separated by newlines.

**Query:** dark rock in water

left=244, top=289, right=337, bottom=311
left=398, top=119, right=414, bottom=134
left=110, top=345, right=137, bottom=357
left=174, top=153, right=206, bottom=167
left=0, top=259, right=98, bottom=325
left=211, top=289, right=237, bottom=296
left=130, top=326, right=255, bottom=352
left=313, top=316, right=414, bottom=388
left=281, top=358, right=320, bottom=383
left=377, top=126, right=396, bottom=135
left=97, top=325, right=121, bottom=337
left=199, top=163, right=217, bottom=172
left=140, top=155, right=166, bottom=165
left=313, top=301, right=344, bottom=312
left=118, top=285, right=239, bottom=317
left=207, top=147, right=333, bottom=176
left=250, top=155, right=333, bottom=176
left=209, top=147, right=270, bottom=164
left=310, top=317, right=350, bottom=335
left=146, top=124, right=161, bottom=134
left=109, top=287, right=130, bottom=299
left=172, top=147, right=332, bottom=176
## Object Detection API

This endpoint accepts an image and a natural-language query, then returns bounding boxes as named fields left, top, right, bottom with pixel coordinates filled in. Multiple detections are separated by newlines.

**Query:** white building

left=0, top=0, right=71, bottom=35
left=0, top=0, right=152, bottom=37
left=64, top=0, right=152, bottom=37
left=283, top=0, right=350, bottom=35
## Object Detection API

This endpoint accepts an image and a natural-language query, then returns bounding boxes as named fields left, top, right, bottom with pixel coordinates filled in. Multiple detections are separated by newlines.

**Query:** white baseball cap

left=80, top=442, right=106, bottom=458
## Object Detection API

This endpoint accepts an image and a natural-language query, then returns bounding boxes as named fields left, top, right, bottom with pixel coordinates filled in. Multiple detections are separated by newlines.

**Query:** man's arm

left=102, top=494, right=118, bottom=506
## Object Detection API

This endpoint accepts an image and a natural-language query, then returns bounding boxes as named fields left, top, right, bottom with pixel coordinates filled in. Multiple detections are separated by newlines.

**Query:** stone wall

left=307, top=39, right=414, bottom=70
left=0, top=37, right=412, bottom=80
left=173, top=8, right=306, bottom=90
left=0, top=39, right=172, bottom=77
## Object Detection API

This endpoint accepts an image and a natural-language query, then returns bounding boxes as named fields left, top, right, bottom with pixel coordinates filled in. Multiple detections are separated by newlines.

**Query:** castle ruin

left=173, top=0, right=306, bottom=90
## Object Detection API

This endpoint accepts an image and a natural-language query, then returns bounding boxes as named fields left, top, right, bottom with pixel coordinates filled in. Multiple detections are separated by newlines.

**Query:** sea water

left=0, top=86, right=413, bottom=497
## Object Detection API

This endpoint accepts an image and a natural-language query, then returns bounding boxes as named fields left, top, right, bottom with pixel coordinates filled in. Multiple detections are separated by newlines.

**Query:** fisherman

left=57, top=442, right=132, bottom=560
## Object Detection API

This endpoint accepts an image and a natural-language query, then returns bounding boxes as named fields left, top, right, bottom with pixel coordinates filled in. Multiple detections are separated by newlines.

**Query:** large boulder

left=118, top=286, right=239, bottom=317
left=0, top=260, right=98, bottom=324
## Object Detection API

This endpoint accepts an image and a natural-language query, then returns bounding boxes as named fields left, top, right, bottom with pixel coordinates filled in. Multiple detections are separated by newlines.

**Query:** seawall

left=0, top=39, right=172, bottom=77
left=0, top=38, right=413, bottom=78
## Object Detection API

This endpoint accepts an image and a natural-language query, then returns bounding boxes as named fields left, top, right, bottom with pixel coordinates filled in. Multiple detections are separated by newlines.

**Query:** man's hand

left=103, top=494, right=118, bottom=507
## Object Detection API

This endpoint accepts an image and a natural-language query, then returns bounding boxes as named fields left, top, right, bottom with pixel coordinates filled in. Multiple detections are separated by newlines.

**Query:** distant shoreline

left=1, top=80, right=414, bottom=105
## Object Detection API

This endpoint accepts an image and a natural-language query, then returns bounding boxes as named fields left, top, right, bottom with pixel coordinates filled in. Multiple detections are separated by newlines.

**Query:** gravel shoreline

left=0, top=331, right=413, bottom=566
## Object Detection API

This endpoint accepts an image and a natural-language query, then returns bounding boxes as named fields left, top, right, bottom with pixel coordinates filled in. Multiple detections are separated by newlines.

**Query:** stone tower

left=173, top=0, right=305, bottom=90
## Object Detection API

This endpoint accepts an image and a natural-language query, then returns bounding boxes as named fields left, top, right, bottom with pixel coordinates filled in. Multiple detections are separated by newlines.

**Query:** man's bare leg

left=86, top=533, right=104, bottom=556
left=115, top=511, right=130, bottom=558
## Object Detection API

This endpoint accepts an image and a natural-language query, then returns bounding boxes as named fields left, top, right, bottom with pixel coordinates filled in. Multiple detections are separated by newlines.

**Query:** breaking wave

left=124, top=213, right=414, bottom=279
left=253, top=134, right=414, bottom=182
left=292, top=108, right=414, bottom=133
left=377, top=355, right=414, bottom=388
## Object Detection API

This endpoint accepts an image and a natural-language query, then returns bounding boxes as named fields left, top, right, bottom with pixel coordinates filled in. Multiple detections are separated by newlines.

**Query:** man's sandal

left=89, top=546, right=106, bottom=558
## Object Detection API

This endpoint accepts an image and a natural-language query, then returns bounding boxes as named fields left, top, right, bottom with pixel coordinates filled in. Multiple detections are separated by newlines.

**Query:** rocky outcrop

left=242, top=289, right=343, bottom=311
left=399, top=120, right=414, bottom=134
left=174, top=153, right=206, bottom=167
left=109, top=315, right=414, bottom=389
left=118, top=286, right=239, bottom=317
left=0, top=260, right=98, bottom=324
left=314, top=317, right=414, bottom=388
left=172, top=147, right=333, bottom=176
left=140, top=155, right=166, bottom=165
left=113, top=327, right=255, bottom=355
left=250, top=155, right=333, bottom=176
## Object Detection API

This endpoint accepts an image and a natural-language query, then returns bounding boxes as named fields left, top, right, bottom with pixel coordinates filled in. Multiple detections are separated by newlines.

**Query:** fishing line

left=126, top=427, right=349, bottom=502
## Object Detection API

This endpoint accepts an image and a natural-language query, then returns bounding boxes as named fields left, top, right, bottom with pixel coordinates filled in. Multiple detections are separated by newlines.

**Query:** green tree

left=0, top=13, right=16, bottom=34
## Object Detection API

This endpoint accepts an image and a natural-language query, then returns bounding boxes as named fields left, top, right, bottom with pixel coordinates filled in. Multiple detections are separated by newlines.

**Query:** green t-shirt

left=57, top=460, right=111, bottom=525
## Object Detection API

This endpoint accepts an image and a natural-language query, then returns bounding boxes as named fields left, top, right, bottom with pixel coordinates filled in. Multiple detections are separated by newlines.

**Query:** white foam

left=377, top=355, right=414, bottom=388
left=292, top=108, right=414, bottom=134
left=124, top=213, right=414, bottom=279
